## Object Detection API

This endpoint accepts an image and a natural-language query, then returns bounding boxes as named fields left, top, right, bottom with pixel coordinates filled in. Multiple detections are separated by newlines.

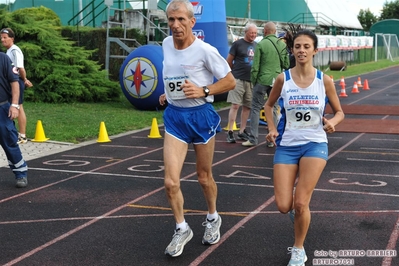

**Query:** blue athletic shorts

left=18, top=79, right=25, bottom=104
left=273, top=142, right=328, bottom=164
left=163, top=103, right=221, bottom=144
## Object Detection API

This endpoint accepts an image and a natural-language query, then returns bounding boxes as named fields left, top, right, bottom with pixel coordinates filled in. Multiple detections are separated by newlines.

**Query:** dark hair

left=282, top=24, right=318, bottom=51
left=0, top=28, right=15, bottom=38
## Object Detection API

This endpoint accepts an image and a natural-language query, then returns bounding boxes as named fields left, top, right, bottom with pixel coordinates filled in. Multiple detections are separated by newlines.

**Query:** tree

left=358, top=9, right=379, bottom=31
left=0, top=7, right=121, bottom=103
left=380, top=0, right=399, bottom=20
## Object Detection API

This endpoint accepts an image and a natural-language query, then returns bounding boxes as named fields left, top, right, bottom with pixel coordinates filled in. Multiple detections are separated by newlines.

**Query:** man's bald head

left=264, top=22, right=276, bottom=35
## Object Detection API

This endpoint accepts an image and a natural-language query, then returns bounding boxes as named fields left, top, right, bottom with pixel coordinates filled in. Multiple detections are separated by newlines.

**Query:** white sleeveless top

left=276, top=69, right=328, bottom=146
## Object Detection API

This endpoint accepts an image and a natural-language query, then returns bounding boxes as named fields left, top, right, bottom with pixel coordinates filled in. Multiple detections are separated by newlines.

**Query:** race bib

left=165, top=76, right=187, bottom=100
left=286, top=107, right=321, bottom=130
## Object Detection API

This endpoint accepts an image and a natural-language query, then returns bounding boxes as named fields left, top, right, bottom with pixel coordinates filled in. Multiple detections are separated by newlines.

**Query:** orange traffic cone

left=339, top=76, right=346, bottom=87
left=363, top=79, right=370, bottom=90
left=339, top=84, right=348, bottom=97
left=97, top=121, right=111, bottom=143
left=357, top=77, right=363, bottom=88
left=351, top=82, right=360, bottom=94
left=223, top=121, right=239, bottom=131
left=148, top=118, right=162, bottom=138
left=31, top=120, right=50, bottom=142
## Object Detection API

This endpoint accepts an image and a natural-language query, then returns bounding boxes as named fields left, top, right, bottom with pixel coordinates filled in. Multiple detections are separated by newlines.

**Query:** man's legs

left=194, top=137, right=222, bottom=245
left=226, top=103, right=240, bottom=143
left=237, top=80, right=252, bottom=140
left=17, top=104, right=27, bottom=143
left=16, top=82, right=27, bottom=144
left=228, top=103, right=240, bottom=132
left=163, top=133, right=188, bottom=224
left=163, top=133, right=193, bottom=257
left=0, top=104, right=28, bottom=187
left=226, top=79, right=247, bottom=143
left=244, top=84, right=269, bottom=145
left=239, top=105, right=250, bottom=133
left=194, top=137, right=217, bottom=214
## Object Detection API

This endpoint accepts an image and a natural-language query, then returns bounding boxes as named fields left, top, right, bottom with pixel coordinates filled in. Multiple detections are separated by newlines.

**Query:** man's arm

left=17, top=67, right=33, bottom=88
left=226, top=54, right=235, bottom=70
left=9, top=80, right=20, bottom=120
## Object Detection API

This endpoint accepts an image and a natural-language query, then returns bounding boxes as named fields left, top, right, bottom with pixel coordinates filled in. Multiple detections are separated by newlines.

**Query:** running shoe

left=267, top=141, right=275, bottom=148
left=16, top=176, right=28, bottom=188
left=165, top=226, right=193, bottom=257
left=242, top=140, right=255, bottom=147
left=226, top=131, right=236, bottom=143
left=237, top=129, right=249, bottom=141
left=202, top=215, right=222, bottom=245
left=17, top=134, right=28, bottom=144
left=287, top=246, right=307, bottom=266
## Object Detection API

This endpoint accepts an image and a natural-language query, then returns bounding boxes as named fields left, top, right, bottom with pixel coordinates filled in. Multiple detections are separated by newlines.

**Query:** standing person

left=225, top=23, right=257, bottom=143
left=1, top=28, right=33, bottom=144
left=242, top=22, right=289, bottom=147
left=0, top=52, right=29, bottom=188
left=159, top=0, right=235, bottom=257
left=264, top=27, right=344, bottom=266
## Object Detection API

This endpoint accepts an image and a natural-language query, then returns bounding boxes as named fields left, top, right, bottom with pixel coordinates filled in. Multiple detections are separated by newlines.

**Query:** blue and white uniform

left=276, top=69, right=328, bottom=147
left=162, top=36, right=231, bottom=144
left=0, top=52, right=28, bottom=179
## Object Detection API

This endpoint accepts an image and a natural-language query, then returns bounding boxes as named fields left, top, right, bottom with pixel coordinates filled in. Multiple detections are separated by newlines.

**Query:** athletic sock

left=207, top=211, right=218, bottom=221
left=176, top=220, right=188, bottom=231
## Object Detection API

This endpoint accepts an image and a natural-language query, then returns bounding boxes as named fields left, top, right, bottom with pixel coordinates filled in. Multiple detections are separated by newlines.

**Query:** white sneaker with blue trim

left=287, top=246, right=307, bottom=266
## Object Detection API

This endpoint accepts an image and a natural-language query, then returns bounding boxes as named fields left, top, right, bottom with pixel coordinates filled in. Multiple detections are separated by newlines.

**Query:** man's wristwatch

left=203, top=86, right=210, bottom=97
left=11, top=104, right=20, bottom=110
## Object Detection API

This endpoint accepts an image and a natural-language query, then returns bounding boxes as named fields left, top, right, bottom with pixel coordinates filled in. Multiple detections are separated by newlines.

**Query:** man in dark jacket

left=0, top=52, right=28, bottom=187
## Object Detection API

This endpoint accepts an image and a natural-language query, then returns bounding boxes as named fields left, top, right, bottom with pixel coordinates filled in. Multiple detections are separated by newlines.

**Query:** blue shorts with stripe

left=273, top=142, right=328, bottom=164
left=163, top=103, right=221, bottom=144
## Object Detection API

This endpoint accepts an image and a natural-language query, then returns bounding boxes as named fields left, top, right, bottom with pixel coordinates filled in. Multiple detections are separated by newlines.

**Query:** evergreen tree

left=0, top=7, right=121, bottom=103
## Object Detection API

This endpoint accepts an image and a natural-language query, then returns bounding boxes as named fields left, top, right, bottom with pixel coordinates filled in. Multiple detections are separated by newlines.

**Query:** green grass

left=21, top=59, right=399, bottom=144
left=324, top=59, right=399, bottom=78
left=22, top=95, right=230, bottom=144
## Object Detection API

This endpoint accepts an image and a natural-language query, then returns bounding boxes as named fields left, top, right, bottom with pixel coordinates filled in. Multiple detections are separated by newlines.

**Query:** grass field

left=21, top=59, right=399, bottom=144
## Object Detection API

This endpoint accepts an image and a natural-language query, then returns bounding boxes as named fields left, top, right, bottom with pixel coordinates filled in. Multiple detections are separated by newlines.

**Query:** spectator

left=225, top=23, right=258, bottom=143
left=264, top=27, right=344, bottom=265
left=242, top=22, right=289, bottom=147
left=159, top=0, right=235, bottom=257
left=1, top=28, right=33, bottom=144
left=0, top=51, right=28, bottom=188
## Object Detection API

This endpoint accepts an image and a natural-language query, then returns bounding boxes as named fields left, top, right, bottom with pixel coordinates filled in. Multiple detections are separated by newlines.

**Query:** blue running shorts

left=163, top=103, right=221, bottom=144
left=273, top=142, right=328, bottom=164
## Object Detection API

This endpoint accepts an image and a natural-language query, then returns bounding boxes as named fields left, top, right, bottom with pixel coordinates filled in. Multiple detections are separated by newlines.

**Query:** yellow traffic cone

left=148, top=118, right=162, bottom=138
left=97, top=121, right=111, bottom=143
left=31, top=120, right=49, bottom=142
left=223, top=121, right=240, bottom=131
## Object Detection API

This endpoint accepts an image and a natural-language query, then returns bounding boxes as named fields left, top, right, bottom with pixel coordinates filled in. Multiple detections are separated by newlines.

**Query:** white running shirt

left=6, top=44, right=24, bottom=75
left=162, top=36, right=231, bottom=108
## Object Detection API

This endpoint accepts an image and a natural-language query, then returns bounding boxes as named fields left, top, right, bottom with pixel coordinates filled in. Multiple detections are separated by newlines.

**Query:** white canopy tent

left=306, top=0, right=363, bottom=29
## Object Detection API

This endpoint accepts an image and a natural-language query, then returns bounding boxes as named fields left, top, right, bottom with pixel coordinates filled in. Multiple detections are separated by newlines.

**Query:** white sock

left=207, top=211, right=218, bottom=221
left=176, top=220, right=188, bottom=231
left=20, top=133, right=26, bottom=138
